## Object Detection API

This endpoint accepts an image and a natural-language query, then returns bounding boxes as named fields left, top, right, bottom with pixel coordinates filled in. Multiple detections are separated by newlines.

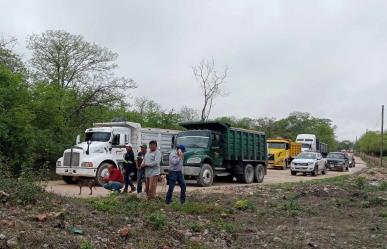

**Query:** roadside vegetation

left=0, top=165, right=386, bottom=248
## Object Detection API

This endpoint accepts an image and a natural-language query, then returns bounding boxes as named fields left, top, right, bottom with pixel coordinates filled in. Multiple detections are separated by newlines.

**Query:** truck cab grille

left=63, top=151, right=80, bottom=167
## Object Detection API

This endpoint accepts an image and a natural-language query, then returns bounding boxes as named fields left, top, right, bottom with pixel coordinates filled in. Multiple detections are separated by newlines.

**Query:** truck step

left=215, top=172, right=231, bottom=177
left=214, top=167, right=227, bottom=171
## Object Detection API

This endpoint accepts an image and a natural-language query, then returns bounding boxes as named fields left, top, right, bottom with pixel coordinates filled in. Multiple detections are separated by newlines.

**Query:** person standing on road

left=136, top=144, right=147, bottom=193
left=140, top=140, right=161, bottom=200
left=123, top=144, right=136, bottom=193
left=103, top=164, right=124, bottom=192
left=166, top=145, right=186, bottom=204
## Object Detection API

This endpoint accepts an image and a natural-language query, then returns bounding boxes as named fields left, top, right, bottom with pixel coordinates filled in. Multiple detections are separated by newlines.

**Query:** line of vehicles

left=55, top=121, right=354, bottom=187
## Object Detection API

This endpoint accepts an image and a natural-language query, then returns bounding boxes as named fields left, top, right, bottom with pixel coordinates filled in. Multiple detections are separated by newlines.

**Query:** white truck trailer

left=56, top=121, right=179, bottom=185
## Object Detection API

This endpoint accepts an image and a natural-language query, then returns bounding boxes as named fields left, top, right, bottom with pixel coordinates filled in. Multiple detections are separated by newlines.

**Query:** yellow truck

left=267, top=138, right=301, bottom=169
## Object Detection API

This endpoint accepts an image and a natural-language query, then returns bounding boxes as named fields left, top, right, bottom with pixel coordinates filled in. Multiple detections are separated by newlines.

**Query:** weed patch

left=89, top=194, right=120, bottom=213
left=234, top=199, right=254, bottom=211
left=0, top=176, right=48, bottom=205
left=80, top=240, right=94, bottom=249
left=355, top=176, right=366, bottom=190
left=147, top=212, right=167, bottom=230
left=184, top=221, right=205, bottom=232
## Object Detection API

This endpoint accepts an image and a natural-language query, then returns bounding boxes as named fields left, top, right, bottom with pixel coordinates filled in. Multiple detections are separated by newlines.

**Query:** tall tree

left=27, top=30, right=136, bottom=113
left=0, top=37, right=26, bottom=74
left=192, top=58, right=228, bottom=121
left=0, top=64, right=34, bottom=174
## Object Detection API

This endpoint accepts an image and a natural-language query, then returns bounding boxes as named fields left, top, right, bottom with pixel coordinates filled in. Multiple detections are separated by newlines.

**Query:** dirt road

left=45, top=157, right=366, bottom=198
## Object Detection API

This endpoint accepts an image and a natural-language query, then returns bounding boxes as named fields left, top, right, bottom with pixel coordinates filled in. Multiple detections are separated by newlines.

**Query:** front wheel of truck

left=196, top=164, right=214, bottom=187
left=254, top=164, right=265, bottom=183
left=96, top=163, right=111, bottom=186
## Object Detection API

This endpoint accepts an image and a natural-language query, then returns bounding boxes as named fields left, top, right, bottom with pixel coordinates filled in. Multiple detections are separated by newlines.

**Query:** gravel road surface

left=45, top=157, right=366, bottom=198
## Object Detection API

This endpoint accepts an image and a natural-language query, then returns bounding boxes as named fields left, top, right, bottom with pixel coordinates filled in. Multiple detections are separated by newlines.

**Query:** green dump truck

left=160, top=121, right=267, bottom=187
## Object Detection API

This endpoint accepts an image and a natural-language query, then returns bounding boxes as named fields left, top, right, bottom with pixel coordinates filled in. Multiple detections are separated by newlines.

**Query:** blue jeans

left=123, top=166, right=134, bottom=191
left=103, top=182, right=123, bottom=192
left=137, top=169, right=145, bottom=193
left=166, top=171, right=186, bottom=204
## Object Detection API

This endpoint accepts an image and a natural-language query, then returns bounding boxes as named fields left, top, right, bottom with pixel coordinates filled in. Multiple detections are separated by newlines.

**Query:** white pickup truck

left=56, top=121, right=179, bottom=185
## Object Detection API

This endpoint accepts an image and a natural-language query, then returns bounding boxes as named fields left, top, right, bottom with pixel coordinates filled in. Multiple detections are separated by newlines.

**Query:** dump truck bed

left=290, top=142, right=302, bottom=158
left=225, top=128, right=267, bottom=161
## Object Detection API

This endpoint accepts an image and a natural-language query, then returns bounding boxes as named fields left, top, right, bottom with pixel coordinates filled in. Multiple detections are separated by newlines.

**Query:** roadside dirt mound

left=358, top=167, right=387, bottom=181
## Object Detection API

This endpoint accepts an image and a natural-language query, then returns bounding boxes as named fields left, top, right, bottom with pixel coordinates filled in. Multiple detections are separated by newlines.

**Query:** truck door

left=285, top=142, right=290, bottom=159
left=210, top=133, right=224, bottom=167
left=111, top=133, right=126, bottom=167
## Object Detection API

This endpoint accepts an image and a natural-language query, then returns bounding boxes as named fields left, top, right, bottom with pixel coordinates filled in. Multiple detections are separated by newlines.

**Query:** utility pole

left=381, top=105, right=384, bottom=167
left=355, top=136, right=358, bottom=153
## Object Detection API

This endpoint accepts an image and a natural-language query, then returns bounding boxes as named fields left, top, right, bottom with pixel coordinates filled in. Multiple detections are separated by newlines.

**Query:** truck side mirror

left=171, top=135, right=177, bottom=148
left=75, top=135, right=80, bottom=145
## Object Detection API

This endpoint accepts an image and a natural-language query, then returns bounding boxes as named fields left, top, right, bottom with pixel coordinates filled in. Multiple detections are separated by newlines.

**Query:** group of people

left=102, top=140, right=186, bottom=204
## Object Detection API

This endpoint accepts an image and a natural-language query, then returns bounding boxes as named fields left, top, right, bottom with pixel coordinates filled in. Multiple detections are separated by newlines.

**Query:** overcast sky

left=1, top=0, right=386, bottom=141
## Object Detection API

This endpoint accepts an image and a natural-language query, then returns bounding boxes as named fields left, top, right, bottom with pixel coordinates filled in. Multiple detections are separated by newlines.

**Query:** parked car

left=290, top=152, right=327, bottom=176
left=347, top=153, right=355, bottom=168
left=326, top=152, right=349, bottom=172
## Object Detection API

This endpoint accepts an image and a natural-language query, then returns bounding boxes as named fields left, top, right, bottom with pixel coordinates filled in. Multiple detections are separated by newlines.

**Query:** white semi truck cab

left=56, top=121, right=179, bottom=185
left=296, top=134, right=317, bottom=152
left=296, top=134, right=328, bottom=156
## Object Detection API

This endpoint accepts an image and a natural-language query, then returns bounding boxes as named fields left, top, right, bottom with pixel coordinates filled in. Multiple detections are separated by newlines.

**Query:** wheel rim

left=246, top=165, right=254, bottom=182
left=98, top=167, right=110, bottom=183
left=202, top=168, right=212, bottom=185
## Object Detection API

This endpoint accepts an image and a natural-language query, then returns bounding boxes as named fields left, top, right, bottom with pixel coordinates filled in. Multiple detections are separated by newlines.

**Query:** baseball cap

left=125, top=143, right=133, bottom=147
left=177, top=144, right=186, bottom=152
left=140, top=144, right=147, bottom=149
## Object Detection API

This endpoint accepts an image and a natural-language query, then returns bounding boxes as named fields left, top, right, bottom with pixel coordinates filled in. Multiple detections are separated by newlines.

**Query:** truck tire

left=254, top=164, right=265, bottom=183
left=241, top=164, right=254, bottom=184
left=197, top=164, right=214, bottom=187
left=291, top=170, right=297, bottom=176
left=96, top=163, right=112, bottom=186
left=62, top=176, right=77, bottom=184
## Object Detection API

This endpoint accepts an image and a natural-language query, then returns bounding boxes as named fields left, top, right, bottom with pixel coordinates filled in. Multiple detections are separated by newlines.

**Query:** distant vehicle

left=347, top=153, right=355, bottom=168
left=160, top=121, right=267, bottom=187
left=326, top=152, right=349, bottom=172
left=267, top=138, right=301, bottom=169
left=296, top=134, right=328, bottom=156
left=290, top=152, right=327, bottom=176
left=56, top=121, right=179, bottom=185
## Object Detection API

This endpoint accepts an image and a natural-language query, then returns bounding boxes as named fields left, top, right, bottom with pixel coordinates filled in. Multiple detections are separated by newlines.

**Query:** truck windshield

left=176, top=136, right=209, bottom=149
left=268, top=142, right=286, bottom=149
left=327, top=153, right=344, bottom=159
left=302, top=144, right=311, bottom=149
left=85, top=132, right=111, bottom=142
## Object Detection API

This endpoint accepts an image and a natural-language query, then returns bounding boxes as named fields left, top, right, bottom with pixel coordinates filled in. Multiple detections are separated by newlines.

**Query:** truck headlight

left=308, top=162, right=314, bottom=165
left=81, top=162, right=94, bottom=168
left=186, top=157, right=201, bottom=164
left=56, top=161, right=61, bottom=167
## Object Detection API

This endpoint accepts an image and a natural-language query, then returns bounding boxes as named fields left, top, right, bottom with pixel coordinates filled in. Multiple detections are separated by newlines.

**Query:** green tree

left=337, top=140, right=354, bottom=151
left=0, top=64, right=34, bottom=174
